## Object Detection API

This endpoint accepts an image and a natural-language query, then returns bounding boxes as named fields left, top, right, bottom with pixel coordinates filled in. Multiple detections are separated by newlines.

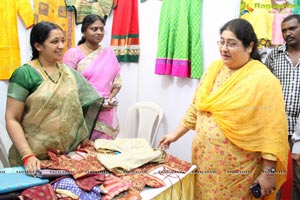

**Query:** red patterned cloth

left=121, top=172, right=165, bottom=192
left=119, top=153, right=193, bottom=191
left=75, top=174, right=105, bottom=191
left=163, top=154, right=192, bottom=172
left=21, top=184, right=57, bottom=200
left=101, top=174, right=132, bottom=200
left=41, top=150, right=105, bottom=179
left=110, top=0, right=139, bottom=62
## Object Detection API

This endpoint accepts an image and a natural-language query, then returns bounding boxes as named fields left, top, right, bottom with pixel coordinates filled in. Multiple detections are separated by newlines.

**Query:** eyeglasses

left=217, top=40, right=242, bottom=48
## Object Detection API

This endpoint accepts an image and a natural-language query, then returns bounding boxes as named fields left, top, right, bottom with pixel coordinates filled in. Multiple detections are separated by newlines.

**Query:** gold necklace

left=85, top=42, right=99, bottom=51
left=38, top=59, right=61, bottom=84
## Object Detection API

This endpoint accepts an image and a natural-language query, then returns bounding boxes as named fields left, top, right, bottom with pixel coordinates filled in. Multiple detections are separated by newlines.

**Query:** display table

left=141, top=165, right=197, bottom=200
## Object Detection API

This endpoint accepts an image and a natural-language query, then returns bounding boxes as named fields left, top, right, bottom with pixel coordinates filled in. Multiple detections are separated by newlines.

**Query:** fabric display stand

left=110, top=0, right=140, bottom=63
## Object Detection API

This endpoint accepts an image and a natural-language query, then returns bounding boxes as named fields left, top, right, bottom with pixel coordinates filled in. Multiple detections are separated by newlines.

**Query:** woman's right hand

left=158, top=125, right=189, bottom=150
left=24, top=156, right=41, bottom=176
left=158, top=133, right=178, bottom=150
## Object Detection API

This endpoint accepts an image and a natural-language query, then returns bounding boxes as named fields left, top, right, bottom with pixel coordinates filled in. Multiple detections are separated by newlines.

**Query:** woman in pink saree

left=63, top=14, right=121, bottom=140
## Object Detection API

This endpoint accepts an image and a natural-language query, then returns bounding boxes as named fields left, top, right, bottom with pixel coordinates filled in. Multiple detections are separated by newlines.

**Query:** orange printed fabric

left=0, top=0, right=34, bottom=80
left=110, top=0, right=139, bottom=63
left=33, top=0, right=75, bottom=51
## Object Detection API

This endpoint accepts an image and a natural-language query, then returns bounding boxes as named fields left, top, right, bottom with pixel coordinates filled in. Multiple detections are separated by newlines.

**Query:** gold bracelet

left=22, top=153, right=35, bottom=161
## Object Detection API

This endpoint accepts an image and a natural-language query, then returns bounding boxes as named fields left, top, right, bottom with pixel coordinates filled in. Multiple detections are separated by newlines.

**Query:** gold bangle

left=22, top=153, right=35, bottom=161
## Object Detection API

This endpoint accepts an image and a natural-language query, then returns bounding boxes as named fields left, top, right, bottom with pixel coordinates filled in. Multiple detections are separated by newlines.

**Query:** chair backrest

left=0, top=123, right=10, bottom=167
left=124, top=101, right=163, bottom=147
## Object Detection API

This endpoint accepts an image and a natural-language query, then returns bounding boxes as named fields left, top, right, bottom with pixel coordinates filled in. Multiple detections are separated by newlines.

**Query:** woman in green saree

left=5, top=22, right=103, bottom=173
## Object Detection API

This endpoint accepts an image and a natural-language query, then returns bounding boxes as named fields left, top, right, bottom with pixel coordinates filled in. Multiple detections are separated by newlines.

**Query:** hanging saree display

left=110, top=0, right=140, bottom=63
left=33, top=0, right=75, bottom=51
left=65, top=0, right=115, bottom=24
left=0, top=0, right=34, bottom=80
left=155, top=0, right=203, bottom=79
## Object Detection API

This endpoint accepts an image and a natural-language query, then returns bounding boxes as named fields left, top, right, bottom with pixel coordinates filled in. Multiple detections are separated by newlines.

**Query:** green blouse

left=8, top=64, right=43, bottom=102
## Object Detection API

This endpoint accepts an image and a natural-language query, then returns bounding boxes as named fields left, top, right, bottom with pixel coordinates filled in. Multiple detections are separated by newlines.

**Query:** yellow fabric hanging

left=0, top=0, right=34, bottom=80
left=240, top=0, right=274, bottom=41
left=195, top=59, right=289, bottom=199
left=33, top=0, right=75, bottom=52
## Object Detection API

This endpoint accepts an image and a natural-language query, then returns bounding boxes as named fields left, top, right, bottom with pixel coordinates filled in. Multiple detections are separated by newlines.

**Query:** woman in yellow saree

left=5, top=22, right=103, bottom=173
left=158, top=18, right=289, bottom=200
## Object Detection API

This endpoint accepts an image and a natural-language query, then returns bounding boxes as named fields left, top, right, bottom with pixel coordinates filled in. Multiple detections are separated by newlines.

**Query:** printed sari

left=63, top=46, right=121, bottom=140
left=8, top=62, right=103, bottom=166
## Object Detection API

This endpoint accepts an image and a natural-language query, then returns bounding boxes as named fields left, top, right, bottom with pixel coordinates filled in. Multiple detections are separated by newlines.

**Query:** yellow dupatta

left=195, top=59, right=289, bottom=197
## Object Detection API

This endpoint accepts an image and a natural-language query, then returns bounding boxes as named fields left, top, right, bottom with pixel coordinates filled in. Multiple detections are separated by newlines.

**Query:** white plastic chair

left=124, top=101, right=163, bottom=147
left=0, top=123, right=10, bottom=167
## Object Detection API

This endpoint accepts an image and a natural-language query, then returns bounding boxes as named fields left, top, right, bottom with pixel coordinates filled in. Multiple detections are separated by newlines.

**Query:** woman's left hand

left=254, top=172, right=276, bottom=197
left=102, top=98, right=118, bottom=110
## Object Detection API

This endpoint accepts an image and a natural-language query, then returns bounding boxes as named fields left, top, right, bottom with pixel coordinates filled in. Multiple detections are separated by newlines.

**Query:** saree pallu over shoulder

left=195, top=59, right=289, bottom=199
left=8, top=64, right=103, bottom=166
left=77, top=47, right=120, bottom=139
left=77, top=47, right=120, bottom=98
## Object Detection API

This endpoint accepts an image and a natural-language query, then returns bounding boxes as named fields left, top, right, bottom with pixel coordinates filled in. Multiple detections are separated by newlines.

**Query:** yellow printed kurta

left=182, top=59, right=288, bottom=199
left=0, top=0, right=34, bottom=80
left=33, top=0, right=75, bottom=52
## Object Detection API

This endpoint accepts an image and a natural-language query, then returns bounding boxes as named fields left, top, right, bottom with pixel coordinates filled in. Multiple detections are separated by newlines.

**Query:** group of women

left=5, top=13, right=289, bottom=199
left=5, top=14, right=120, bottom=170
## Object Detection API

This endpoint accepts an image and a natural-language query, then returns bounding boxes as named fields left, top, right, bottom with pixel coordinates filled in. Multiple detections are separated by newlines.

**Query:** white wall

left=0, top=0, right=241, bottom=164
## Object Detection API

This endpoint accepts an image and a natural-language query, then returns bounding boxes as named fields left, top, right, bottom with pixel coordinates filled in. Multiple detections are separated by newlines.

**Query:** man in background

left=265, top=14, right=300, bottom=200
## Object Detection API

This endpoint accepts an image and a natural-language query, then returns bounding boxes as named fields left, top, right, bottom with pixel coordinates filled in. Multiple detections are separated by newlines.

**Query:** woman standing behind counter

left=5, top=22, right=102, bottom=173
left=63, top=14, right=121, bottom=140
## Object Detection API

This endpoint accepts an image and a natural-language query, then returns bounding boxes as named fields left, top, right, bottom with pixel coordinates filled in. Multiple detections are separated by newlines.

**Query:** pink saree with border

left=63, top=46, right=121, bottom=140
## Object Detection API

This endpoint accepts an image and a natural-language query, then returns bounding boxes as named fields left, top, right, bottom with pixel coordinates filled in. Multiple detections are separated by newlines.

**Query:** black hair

left=220, top=18, right=261, bottom=61
left=30, top=21, right=62, bottom=60
left=282, top=14, right=300, bottom=24
left=77, top=14, right=105, bottom=45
